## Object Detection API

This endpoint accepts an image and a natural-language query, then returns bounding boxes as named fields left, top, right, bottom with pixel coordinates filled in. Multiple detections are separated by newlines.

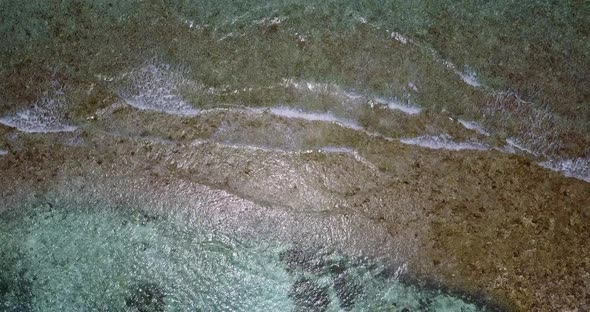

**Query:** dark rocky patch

left=0, top=241, right=32, bottom=312
left=418, top=297, right=433, bottom=311
left=333, top=272, right=362, bottom=310
left=396, top=275, right=508, bottom=312
left=0, top=272, right=33, bottom=312
left=326, top=259, right=347, bottom=276
left=289, top=277, right=330, bottom=312
left=139, top=213, right=159, bottom=226
left=0, top=281, right=8, bottom=298
left=279, top=247, right=327, bottom=274
left=125, top=282, right=165, bottom=312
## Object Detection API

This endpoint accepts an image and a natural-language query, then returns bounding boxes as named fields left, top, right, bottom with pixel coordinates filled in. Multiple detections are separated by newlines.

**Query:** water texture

left=1, top=1, right=589, bottom=311
left=0, top=196, right=494, bottom=312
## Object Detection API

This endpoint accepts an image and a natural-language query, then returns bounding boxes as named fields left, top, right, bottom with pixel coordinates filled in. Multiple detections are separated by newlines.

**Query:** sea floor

left=1, top=1, right=589, bottom=311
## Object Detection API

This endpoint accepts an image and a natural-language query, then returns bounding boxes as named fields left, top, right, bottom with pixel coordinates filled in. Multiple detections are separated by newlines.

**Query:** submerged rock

left=279, top=247, right=327, bottom=274
left=0, top=272, right=33, bottom=312
left=289, top=277, right=330, bottom=312
left=333, top=272, right=362, bottom=310
left=125, top=283, right=166, bottom=312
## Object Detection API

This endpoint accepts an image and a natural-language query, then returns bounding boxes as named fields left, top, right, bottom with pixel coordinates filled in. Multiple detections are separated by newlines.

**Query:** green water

left=0, top=195, right=496, bottom=311
left=1, top=0, right=588, bottom=131
left=1, top=0, right=588, bottom=166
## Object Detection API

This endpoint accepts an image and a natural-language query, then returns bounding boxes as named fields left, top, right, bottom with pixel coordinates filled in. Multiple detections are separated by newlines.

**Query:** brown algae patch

left=1, top=125, right=589, bottom=311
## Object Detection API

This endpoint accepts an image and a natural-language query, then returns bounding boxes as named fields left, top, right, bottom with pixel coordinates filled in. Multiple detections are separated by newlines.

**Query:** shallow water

left=0, top=196, right=494, bottom=312
left=0, top=1, right=589, bottom=311
left=400, top=134, right=488, bottom=151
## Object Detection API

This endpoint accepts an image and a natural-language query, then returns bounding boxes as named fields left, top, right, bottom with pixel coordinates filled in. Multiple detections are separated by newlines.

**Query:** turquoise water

left=0, top=196, right=496, bottom=311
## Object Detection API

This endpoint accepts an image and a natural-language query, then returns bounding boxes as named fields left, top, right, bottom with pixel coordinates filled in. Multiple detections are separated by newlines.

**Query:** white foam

left=225, top=144, right=294, bottom=153
left=458, top=70, right=481, bottom=87
left=356, top=16, right=368, bottom=24
left=319, top=146, right=355, bottom=154
left=95, top=74, right=115, bottom=82
left=120, top=63, right=200, bottom=117
left=0, top=149, right=8, bottom=156
left=496, top=144, right=517, bottom=155
left=279, top=79, right=365, bottom=103
left=539, top=158, right=590, bottom=183
left=373, top=98, right=422, bottom=115
left=0, top=116, right=77, bottom=133
left=0, top=98, right=77, bottom=133
left=400, top=134, right=488, bottom=151
left=441, top=60, right=482, bottom=87
left=506, top=138, right=537, bottom=156
left=200, top=106, right=401, bottom=143
left=218, top=32, right=243, bottom=41
left=296, top=33, right=306, bottom=44
left=267, top=107, right=362, bottom=130
left=197, top=107, right=245, bottom=115
left=442, top=60, right=456, bottom=71
left=391, top=31, right=410, bottom=44
left=280, top=79, right=336, bottom=93
left=344, top=91, right=364, bottom=100
left=254, top=16, right=284, bottom=26
left=182, top=19, right=207, bottom=30
left=458, top=119, right=490, bottom=136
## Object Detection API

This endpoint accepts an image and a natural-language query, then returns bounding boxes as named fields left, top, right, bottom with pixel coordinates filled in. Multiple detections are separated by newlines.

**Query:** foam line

left=458, top=119, right=490, bottom=136
left=505, top=138, right=537, bottom=156
left=0, top=114, right=77, bottom=133
left=374, top=98, right=422, bottom=115
left=457, top=70, right=481, bottom=87
left=539, top=158, right=590, bottom=183
left=124, top=98, right=200, bottom=116
left=267, top=107, right=363, bottom=130
left=400, top=134, right=488, bottom=151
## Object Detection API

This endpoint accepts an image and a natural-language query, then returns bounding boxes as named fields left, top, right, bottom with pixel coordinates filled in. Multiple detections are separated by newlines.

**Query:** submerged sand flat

left=0, top=102, right=588, bottom=310
left=1, top=1, right=589, bottom=310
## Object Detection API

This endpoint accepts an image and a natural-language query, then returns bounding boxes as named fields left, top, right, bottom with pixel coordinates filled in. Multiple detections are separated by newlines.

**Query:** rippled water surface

left=0, top=0, right=588, bottom=311
left=0, top=196, right=494, bottom=311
